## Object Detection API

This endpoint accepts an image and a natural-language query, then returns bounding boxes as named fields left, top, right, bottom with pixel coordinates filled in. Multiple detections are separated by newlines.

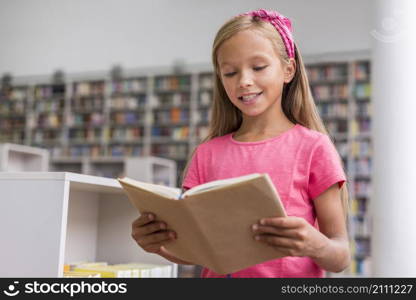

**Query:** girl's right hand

left=131, top=213, right=177, bottom=254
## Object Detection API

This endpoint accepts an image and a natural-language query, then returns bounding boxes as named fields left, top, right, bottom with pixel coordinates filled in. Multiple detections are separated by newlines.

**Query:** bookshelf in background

left=0, top=85, right=29, bottom=144
left=307, top=60, right=372, bottom=277
left=30, top=83, right=67, bottom=160
left=1, top=59, right=372, bottom=277
left=107, top=76, right=148, bottom=158
left=151, top=74, right=192, bottom=183
left=67, top=80, right=106, bottom=158
left=349, top=60, right=372, bottom=277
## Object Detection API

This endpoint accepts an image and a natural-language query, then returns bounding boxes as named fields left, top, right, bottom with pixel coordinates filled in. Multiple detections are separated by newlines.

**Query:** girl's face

left=217, top=29, right=295, bottom=118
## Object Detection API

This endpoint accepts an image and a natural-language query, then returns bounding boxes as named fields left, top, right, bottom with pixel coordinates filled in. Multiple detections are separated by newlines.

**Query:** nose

left=238, top=70, right=253, bottom=88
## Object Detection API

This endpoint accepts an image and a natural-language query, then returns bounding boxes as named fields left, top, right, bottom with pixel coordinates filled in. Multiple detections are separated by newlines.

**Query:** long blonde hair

left=183, top=15, right=349, bottom=216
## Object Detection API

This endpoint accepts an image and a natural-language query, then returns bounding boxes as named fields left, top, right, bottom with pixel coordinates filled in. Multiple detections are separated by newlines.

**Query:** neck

left=237, top=104, right=294, bottom=136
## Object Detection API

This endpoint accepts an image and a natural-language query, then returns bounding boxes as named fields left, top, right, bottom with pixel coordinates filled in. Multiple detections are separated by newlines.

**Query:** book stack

left=65, top=262, right=173, bottom=278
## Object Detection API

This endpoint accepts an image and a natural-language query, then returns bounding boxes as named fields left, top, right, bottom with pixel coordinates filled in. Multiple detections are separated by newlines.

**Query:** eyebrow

left=219, top=54, right=269, bottom=68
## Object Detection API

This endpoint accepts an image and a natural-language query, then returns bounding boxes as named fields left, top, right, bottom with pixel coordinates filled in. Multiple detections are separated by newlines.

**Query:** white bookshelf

left=0, top=172, right=177, bottom=277
left=0, top=143, right=49, bottom=171
left=50, top=156, right=177, bottom=187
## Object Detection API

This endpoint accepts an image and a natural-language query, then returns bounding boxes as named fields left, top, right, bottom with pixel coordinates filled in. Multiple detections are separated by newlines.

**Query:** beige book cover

left=118, top=173, right=287, bottom=275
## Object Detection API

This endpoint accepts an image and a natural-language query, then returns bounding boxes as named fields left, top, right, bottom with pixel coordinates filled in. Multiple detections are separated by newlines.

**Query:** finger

left=254, top=234, right=297, bottom=249
left=138, top=230, right=176, bottom=246
left=132, top=213, right=155, bottom=228
left=252, top=224, right=299, bottom=238
left=143, top=240, right=175, bottom=253
left=132, top=221, right=167, bottom=238
left=259, top=217, right=303, bottom=229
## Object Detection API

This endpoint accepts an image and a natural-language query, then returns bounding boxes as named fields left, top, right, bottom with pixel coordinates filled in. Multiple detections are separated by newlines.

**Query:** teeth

left=241, top=93, right=260, bottom=101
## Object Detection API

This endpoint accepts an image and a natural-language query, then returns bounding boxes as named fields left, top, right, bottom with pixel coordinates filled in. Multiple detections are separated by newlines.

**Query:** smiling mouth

left=238, top=92, right=263, bottom=102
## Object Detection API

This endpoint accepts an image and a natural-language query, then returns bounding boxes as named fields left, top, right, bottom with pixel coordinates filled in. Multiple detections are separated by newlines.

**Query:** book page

left=183, top=173, right=261, bottom=197
left=118, top=177, right=181, bottom=199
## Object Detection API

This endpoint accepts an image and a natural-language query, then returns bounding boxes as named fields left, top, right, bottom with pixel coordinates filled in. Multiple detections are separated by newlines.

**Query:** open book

left=118, top=173, right=287, bottom=275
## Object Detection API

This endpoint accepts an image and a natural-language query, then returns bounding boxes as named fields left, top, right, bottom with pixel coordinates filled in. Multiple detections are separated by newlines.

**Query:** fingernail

left=160, top=223, right=166, bottom=229
left=148, top=214, right=154, bottom=220
left=254, top=235, right=260, bottom=241
left=170, top=232, right=176, bottom=239
left=252, top=224, right=258, bottom=231
left=260, top=219, right=265, bottom=225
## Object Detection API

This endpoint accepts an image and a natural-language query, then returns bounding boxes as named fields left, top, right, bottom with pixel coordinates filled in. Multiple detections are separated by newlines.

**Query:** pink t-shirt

left=182, top=124, right=346, bottom=278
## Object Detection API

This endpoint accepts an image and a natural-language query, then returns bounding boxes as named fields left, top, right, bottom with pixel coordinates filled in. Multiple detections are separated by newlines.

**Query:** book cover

left=118, top=173, right=287, bottom=275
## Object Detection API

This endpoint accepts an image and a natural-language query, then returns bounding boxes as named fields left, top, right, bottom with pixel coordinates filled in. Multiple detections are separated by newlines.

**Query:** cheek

left=222, top=80, right=236, bottom=98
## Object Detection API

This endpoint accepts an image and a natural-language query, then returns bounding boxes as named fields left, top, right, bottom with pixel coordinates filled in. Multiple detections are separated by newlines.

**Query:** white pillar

left=371, top=0, right=416, bottom=276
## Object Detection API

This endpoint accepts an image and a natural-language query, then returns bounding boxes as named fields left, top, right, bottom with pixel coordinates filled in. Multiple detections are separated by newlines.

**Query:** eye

left=223, top=71, right=237, bottom=77
left=253, top=65, right=268, bottom=71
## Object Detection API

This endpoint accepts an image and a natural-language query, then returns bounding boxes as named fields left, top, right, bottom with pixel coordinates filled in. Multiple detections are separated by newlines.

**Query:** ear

left=283, top=58, right=296, bottom=83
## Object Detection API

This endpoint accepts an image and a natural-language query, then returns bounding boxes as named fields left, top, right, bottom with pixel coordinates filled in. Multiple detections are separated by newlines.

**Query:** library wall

left=0, top=0, right=372, bottom=76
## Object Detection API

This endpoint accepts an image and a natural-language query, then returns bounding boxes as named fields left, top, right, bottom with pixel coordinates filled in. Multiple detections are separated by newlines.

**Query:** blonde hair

left=182, top=15, right=349, bottom=216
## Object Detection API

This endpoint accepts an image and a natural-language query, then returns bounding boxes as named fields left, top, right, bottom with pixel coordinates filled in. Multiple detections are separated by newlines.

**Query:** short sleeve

left=308, top=135, right=346, bottom=200
left=182, top=147, right=202, bottom=190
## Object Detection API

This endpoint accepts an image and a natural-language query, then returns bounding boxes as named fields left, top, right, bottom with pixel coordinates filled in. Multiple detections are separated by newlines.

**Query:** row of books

left=350, top=220, right=371, bottom=242
left=334, top=141, right=349, bottom=158
left=0, top=101, right=26, bottom=114
left=68, top=113, right=104, bottom=127
left=355, top=63, right=370, bottom=81
left=152, top=126, right=189, bottom=140
left=354, top=158, right=371, bottom=176
left=153, top=108, right=189, bottom=123
left=111, top=79, right=147, bottom=94
left=326, top=120, right=349, bottom=135
left=351, top=140, right=372, bottom=157
left=73, top=81, right=105, bottom=96
left=199, top=91, right=212, bottom=106
left=354, top=180, right=371, bottom=198
left=0, top=131, right=24, bottom=143
left=199, top=74, right=214, bottom=89
left=108, top=128, right=143, bottom=141
left=351, top=119, right=371, bottom=135
left=317, top=102, right=349, bottom=118
left=111, top=112, right=143, bottom=125
left=35, top=85, right=65, bottom=98
left=69, top=128, right=102, bottom=141
left=355, top=101, right=372, bottom=117
left=111, top=95, right=146, bottom=109
left=350, top=197, right=368, bottom=217
left=152, top=144, right=188, bottom=160
left=72, top=97, right=104, bottom=111
left=109, top=144, right=143, bottom=157
left=307, top=65, right=348, bottom=82
left=34, top=99, right=65, bottom=113
left=32, top=130, right=60, bottom=144
left=64, top=262, right=173, bottom=278
left=155, top=76, right=190, bottom=91
left=351, top=257, right=372, bottom=276
left=34, top=113, right=63, bottom=128
left=0, top=87, right=28, bottom=100
left=311, top=84, right=349, bottom=100
left=355, top=83, right=371, bottom=98
left=65, top=145, right=104, bottom=157
left=195, top=108, right=211, bottom=124
left=154, top=92, right=190, bottom=107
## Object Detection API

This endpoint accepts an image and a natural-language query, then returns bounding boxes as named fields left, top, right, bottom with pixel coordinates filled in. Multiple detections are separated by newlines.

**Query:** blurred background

left=1, top=0, right=415, bottom=278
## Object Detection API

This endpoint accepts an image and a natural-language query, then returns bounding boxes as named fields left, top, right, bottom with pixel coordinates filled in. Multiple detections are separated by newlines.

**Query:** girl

left=131, top=9, right=350, bottom=278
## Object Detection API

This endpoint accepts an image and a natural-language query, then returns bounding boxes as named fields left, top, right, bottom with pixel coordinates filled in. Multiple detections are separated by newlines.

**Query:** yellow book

left=73, top=267, right=123, bottom=278
left=64, top=271, right=101, bottom=278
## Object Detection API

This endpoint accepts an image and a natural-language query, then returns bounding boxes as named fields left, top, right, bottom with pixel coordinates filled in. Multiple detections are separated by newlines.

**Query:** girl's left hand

left=252, top=216, right=328, bottom=258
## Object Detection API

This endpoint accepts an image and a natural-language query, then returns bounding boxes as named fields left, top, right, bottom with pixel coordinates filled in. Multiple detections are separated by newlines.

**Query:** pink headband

left=239, top=9, right=295, bottom=59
